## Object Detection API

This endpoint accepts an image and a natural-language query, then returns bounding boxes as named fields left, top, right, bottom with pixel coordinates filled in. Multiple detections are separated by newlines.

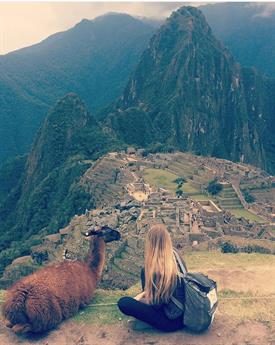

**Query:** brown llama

left=2, top=226, right=121, bottom=334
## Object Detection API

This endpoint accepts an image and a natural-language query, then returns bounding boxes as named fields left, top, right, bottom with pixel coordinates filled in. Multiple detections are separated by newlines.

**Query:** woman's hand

left=134, top=292, right=145, bottom=301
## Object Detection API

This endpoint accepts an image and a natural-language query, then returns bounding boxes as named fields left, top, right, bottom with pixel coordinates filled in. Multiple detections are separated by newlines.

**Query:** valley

left=0, top=4, right=275, bottom=343
left=1, top=150, right=274, bottom=290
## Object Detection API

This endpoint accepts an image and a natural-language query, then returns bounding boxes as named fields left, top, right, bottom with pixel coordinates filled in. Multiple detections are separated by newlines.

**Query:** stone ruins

left=1, top=150, right=274, bottom=289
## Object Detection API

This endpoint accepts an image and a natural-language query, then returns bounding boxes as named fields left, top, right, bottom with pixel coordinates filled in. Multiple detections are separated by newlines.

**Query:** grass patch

left=229, top=209, right=265, bottom=222
left=1, top=253, right=274, bottom=324
left=182, top=182, right=200, bottom=194
left=143, top=168, right=202, bottom=196
left=184, top=251, right=275, bottom=270
left=73, top=286, right=140, bottom=324
left=220, top=296, right=275, bottom=321
left=74, top=252, right=275, bottom=324
left=143, top=168, right=180, bottom=193
left=191, top=194, right=215, bottom=201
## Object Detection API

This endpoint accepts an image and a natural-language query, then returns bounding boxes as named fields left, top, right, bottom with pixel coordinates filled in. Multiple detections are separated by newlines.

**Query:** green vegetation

left=229, top=209, right=264, bottom=222
left=173, top=177, right=186, bottom=187
left=143, top=168, right=203, bottom=197
left=73, top=288, right=136, bottom=324
left=144, top=164, right=264, bottom=222
left=175, top=189, right=184, bottom=197
left=141, top=142, right=176, bottom=157
left=58, top=251, right=275, bottom=323
left=143, top=168, right=181, bottom=193
left=109, top=6, right=275, bottom=175
left=182, top=182, right=201, bottom=194
left=220, top=241, right=271, bottom=254
left=1, top=251, right=274, bottom=324
left=191, top=194, right=215, bottom=201
left=0, top=14, right=155, bottom=165
left=207, top=179, right=223, bottom=195
left=243, top=190, right=256, bottom=203
left=0, top=155, right=26, bottom=204
left=0, top=94, right=120, bottom=274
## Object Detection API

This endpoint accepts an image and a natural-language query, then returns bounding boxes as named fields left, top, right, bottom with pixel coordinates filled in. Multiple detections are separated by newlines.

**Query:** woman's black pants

left=117, top=269, right=183, bottom=332
left=117, top=296, right=183, bottom=332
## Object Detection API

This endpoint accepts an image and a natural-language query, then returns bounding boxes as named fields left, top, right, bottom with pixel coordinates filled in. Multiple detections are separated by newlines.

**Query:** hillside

left=200, top=2, right=275, bottom=78
left=0, top=13, right=155, bottom=165
left=1, top=4, right=275, bottom=281
left=104, top=6, right=275, bottom=174
left=0, top=94, right=120, bottom=274
left=1, top=149, right=274, bottom=289
left=1, top=251, right=274, bottom=344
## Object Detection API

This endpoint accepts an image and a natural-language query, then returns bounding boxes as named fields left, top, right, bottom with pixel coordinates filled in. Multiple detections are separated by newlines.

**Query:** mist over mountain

left=200, top=2, right=275, bottom=77
left=0, top=13, right=155, bottom=165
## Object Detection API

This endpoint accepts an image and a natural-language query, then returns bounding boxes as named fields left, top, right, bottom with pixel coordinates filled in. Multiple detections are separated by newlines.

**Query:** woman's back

left=118, top=224, right=187, bottom=332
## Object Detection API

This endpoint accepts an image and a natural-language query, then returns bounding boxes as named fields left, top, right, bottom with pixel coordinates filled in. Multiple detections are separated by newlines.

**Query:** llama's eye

left=85, top=232, right=89, bottom=236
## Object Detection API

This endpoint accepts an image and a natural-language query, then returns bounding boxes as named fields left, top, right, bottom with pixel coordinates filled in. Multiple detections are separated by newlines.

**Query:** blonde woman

left=118, top=223, right=187, bottom=332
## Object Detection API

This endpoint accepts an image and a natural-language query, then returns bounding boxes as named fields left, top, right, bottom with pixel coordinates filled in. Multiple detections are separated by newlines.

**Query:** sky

left=0, top=2, right=201, bottom=55
left=0, top=2, right=274, bottom=55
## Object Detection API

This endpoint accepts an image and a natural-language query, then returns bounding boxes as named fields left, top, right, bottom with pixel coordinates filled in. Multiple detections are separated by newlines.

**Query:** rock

left=59, top=226, right=72, bottom=236
left=127, top=237, right=138, bottom=249
left=43, top=233, right=61, bottom=245
left=12, top=255, right=32, bottom=265
left=31, top=245, right=49, bottom=264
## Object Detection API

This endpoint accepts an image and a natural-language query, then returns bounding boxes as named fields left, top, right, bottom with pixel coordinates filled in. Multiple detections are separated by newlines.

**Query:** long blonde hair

left=144, top=223, right=179, bottom=304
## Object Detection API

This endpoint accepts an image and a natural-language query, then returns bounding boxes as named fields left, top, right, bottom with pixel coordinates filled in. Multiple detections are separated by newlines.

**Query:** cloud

left=0, top=2, right=182, bottom=55
left=246, top=3, right=275, bottom=18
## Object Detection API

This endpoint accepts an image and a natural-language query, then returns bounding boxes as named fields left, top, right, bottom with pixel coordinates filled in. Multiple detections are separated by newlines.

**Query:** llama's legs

left=12, top=323, right=32, bottom=334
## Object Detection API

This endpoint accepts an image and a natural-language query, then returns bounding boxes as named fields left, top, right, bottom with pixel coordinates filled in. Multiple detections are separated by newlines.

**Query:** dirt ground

left=0, top=314, right=274, bottom=345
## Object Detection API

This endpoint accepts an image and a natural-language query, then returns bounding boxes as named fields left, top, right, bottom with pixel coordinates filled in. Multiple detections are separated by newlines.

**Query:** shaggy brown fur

left=2, top=230, right=118, bottom=334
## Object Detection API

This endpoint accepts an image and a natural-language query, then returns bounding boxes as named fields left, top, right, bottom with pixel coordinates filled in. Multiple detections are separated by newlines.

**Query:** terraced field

left=229, top=209, right=265, bottom=222
left=217, top=184, right=243, bottom=210
left=80, top=155, right=134, bottom=207
left=143, top=168, right=182, bottom=193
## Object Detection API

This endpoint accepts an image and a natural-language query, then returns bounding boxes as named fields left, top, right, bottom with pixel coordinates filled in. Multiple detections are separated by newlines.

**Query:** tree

left=176, top=189, right=184, bottom=198
left=243, top=190, right=255, bottom=203
left=207, top=179, right=223, bottom=195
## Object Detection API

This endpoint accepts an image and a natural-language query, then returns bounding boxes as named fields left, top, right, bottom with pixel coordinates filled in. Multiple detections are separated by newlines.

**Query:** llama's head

left=84, top=226, right=121, bottom=243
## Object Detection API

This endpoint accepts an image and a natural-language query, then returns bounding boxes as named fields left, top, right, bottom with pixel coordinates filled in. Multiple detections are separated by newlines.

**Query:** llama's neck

left=86, top=237, right=106, bottom=282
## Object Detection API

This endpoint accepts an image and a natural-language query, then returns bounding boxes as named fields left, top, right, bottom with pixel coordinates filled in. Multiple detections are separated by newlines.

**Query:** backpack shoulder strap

left=173, top=249, right=187, bottom=276
left=170, top=296, right=184, bottom=310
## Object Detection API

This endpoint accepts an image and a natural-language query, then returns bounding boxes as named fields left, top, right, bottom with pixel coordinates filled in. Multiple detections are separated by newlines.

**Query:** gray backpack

left=171, top=250, right=218, bottom=332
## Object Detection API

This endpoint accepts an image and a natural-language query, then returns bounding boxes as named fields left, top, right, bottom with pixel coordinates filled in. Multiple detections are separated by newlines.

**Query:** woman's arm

left=132, top=268, right=146, bottom=302
left=141, top=267, right=145, bottom=291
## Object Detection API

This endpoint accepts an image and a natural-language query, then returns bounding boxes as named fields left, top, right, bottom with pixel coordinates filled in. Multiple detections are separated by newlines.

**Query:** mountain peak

left=24, top=93, right=92, bottom=187
left=166, top=5, right=212, bottom=35
left=108, top=5, right=274, bottom=172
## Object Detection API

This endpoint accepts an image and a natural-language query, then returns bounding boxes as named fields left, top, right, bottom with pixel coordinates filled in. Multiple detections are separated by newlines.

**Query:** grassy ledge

left=1, top=252, right=274, bottom=325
